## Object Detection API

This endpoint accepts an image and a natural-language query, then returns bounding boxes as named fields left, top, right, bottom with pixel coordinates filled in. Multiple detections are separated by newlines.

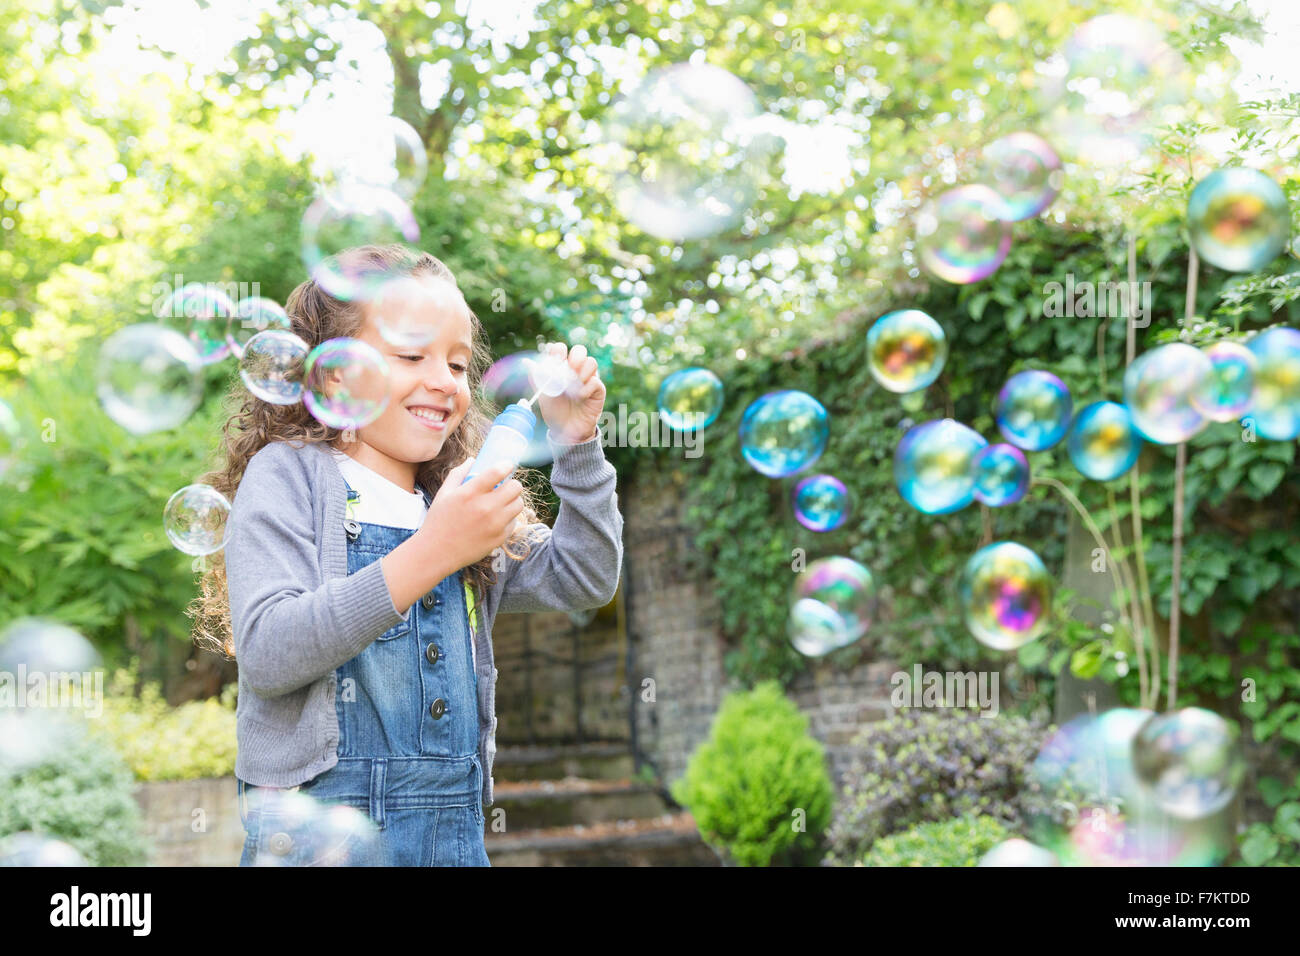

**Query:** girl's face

left=346, top=276, right=474, bottom=477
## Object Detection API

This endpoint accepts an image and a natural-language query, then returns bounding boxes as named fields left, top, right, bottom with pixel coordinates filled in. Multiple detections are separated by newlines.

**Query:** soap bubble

left=1040, top=15, right=1188, bottom=166
left=978, top=839, right=1060, bottom=867
left=522, top=349, right=577, bottom=399
left=976, top=132, right=1063, bottom=221
left=542, top=290, right=640, bottom=375
left=1132, top=708, right=1245, bottom=820
left=240, top=330, right=310, bottom=405
left=0, top=833, right=88, bottom=867
left=312, top=114, right=428, bottom=202
left=303, top=338, right=392, bottom=430
left=1245, top=327, right=1300, bottom=440
left=972, top=443, right=1030, bottom=507
left=164, top=484, right=232, bottom=556
left=1187, top=168, right=1290, bottom=273
left=599, top=62, right=773, bottom=241
left=739, top=390, right=830, bottom=478
left=368, top=275, right=457, bottom=348
left=894, top=419, right=987, bottom=514
left=0, top=399, right=20, bottom=481
left=482, top=352, right=557, bottom=466
left=1122, top=343, right=1211, bottom=444
left=996, top=370, right=1073, bottom=451
left=1192, top=341, right=1257, bottom=422
left=0, top=710, right=83, bottom=777
left=162, top=282, right=236, bottom=365
left=229, top=297, right=291, bottom=360
left=245, top=787, right=384, bottom=867
left=866, top=310, right=948, bottom=393
left=0, top=618, right=100, bottom=674
left=959, top=541, right=1052, bottom=650
left=916, top=185, right=1012, bottom=284
left=97, top=324, right=204, bottom=435
left=791, top=474, right=851, bottom=532
left=1067, top=401, right=1143, bottom=481
left=301, top=184, right=420, bottom=302
left=788, top=556, right=876, bottom=656
left=658, top=367, right=725, bottom=431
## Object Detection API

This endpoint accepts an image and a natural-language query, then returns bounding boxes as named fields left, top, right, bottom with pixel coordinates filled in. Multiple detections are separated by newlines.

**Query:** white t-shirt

left=330, top=449, right=475, bottom=668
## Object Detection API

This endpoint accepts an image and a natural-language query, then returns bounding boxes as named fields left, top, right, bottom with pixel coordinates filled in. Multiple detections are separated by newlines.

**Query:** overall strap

left=415, top=483, right=479, bottom=635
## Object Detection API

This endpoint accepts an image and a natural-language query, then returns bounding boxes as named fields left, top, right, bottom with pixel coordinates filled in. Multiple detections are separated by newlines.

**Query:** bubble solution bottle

left=463, top=400, right=537, bottom=487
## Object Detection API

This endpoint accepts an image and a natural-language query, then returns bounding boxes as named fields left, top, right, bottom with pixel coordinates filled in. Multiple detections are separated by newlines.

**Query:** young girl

left=193, top=244, right=623, bottom=866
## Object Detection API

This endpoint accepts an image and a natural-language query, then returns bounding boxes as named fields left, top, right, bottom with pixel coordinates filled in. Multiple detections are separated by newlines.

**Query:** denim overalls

left=237, top=478, right=490, bottom=867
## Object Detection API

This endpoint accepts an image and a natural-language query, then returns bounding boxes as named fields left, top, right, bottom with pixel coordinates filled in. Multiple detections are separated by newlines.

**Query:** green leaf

left=1239, top=828, right=1279, bottom=866
left=1248, top=462, right=1286, bottom=496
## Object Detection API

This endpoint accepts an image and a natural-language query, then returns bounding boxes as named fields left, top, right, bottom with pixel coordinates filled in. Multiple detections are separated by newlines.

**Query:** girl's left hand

left=531, top=342, right=606, bottom=444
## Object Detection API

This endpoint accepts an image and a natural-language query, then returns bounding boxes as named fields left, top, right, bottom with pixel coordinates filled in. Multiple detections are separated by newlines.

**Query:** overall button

left=429, top=698, right=446, bottom=719
left=267, top=832, right=294, bottom=856
left=421, top=593, right=436, bottom=610
left=425, top=643, right=440, bottom=665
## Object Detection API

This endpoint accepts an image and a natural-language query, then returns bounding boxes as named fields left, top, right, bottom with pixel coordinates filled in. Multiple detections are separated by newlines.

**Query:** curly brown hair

left=190, top=244, right=549, bottom=659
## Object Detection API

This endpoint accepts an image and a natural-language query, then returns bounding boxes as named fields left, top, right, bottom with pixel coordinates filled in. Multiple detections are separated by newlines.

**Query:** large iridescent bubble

left=1192, top=341, right=1256, bottom=422
left=1067, top=401, right=1142, bottom=482
left=739, top=390, right=829, bottom=478
left=162, top=282, right=236, bottom=365
left=599, top=62, right=773, bottom=241
left=996, top=370, right=1073, bottom=451
left=787, top=556, right=876, bottom=657
left=976, top=132, right=1063, bottom=222
left=97, top=324, right=204, bottom=435
left=303, top=338, right=392, bottom=430
left=1122, top=343, right=1211, bottom=444
left=300, top=184, right=420, bottom=302
left=229, top=297, right=291, bottom=360
left=791, top=474, right=851, bottom=532
left=163, top=483, right=232, bottom=557
left=894, top=419, right=987, bottom=514
left=916, top=185, right=1011, bottom=284
left=657, top=367, right=725, bottom=431
left=959, top=541, right=1052, bottom=651
left=1245, top=327, right=1300, bottom=440
left=312, top=114, right=429, bottom=202
left=240, top=330, right=309, bottom=405
left=1187, top=168, right=1290, bottom=273
left=972, top=443, right=1030, bottom=507
left=866, top=310, right=948, bottom=393
left=1132, top=708, right=1245, bottom=820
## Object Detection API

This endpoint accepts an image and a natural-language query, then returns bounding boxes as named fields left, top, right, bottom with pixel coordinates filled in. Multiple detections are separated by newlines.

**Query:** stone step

left=485, top=812, right=721, bottom=867
left=489, top=776, right=669, bottom=830
left=492, top=742, right=636, bottom=782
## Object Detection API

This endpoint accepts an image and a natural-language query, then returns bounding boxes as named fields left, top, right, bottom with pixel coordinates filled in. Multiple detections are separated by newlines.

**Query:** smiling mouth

left=408, top=406, right=451, bottom=430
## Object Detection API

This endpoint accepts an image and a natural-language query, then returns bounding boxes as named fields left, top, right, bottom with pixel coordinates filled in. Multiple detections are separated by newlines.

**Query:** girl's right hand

left=420, top=458, right=525, bottom=571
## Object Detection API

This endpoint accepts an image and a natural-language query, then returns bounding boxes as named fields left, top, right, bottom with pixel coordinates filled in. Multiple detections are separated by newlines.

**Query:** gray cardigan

left=225, top=428, right=623, bottom=806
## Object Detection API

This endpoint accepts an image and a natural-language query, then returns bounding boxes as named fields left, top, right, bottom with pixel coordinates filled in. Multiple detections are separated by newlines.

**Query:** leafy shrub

left=824, top=708, right=1047, bottom=866
left=1237, top=769, right=1300, bottom=866
left=859, top=815, right=1010, bottom=867
left=90, top=663, right=238, bottom=781
left=671, top=681, right=833, bottom=866
left=0, top=717, right=148, bottom=866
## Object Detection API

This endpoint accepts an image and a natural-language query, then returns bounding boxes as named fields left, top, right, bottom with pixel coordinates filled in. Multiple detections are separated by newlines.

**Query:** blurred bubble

left=1122, top=343, right=1211, bottom=444
left=791, top=474, right=851, bottom=532
left=313, top=115, right=428, bottom=202
left=300, top=185, right=420, bottom=302
left=788, top=556, right=876, bottom=656
left=866, top=310, right=949, bottom=393
left=1132, top=708, right=1244, bottom=820
left=482, top=352, right=557, bottom=467
left=0, top=833, right=87, bottom=867
left=303, top=338, right=392, bottom=430
left=1040, top=15, right=1188, bottom=166
left=894, top=419, right=987, bottom=514
left=245, top=788, right=384, bottom=867
left=164, top=484, right=232, bottom=557
left=1245, top=327, right=1300, bottom=440
left=972, top=443, right=1030, bottom=507
left=97, top=324, right=204, bottom=435
left=959, top=541, right=1052, bottom=651
left=229, top=297, right=291, bottom=360
left=657, top=367, right=725, bottom=431
left=0, top=398, right=20, bottom=482
left=240, top=330, right=310, bottom=405
left=600, top=62, right=774, bottom=240
left=162, top=282, right=236, bottom=365
left=523, top=350, right=578, bottom=399
left=996, top=370, right=1072, bottom=451
left=1187, top=168, right=1290, bottom=273
left=542, top=291, right=640, bottom=375
left=0, top=618, right=100, bottom=673
left=1067, top=401, right=1143, bottom=481
left=739, top=390, right=829, bottom=478
left=976, top=132, right=1063, bottom=221
left=0, top=710, right=83, bottom=777
left=978, top=839, right=1060, bottom=867
left=1192, top=341, right=1257, bottom=422
left=916, top=185, right=1012, bottom=284
left=370, top=275, right=463, bottom=348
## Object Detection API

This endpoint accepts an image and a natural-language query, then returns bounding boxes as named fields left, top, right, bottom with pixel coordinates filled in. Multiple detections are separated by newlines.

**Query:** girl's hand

left=418, top=459, right=525, bottom=570
left=531, top=342, right=606, bottom=444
